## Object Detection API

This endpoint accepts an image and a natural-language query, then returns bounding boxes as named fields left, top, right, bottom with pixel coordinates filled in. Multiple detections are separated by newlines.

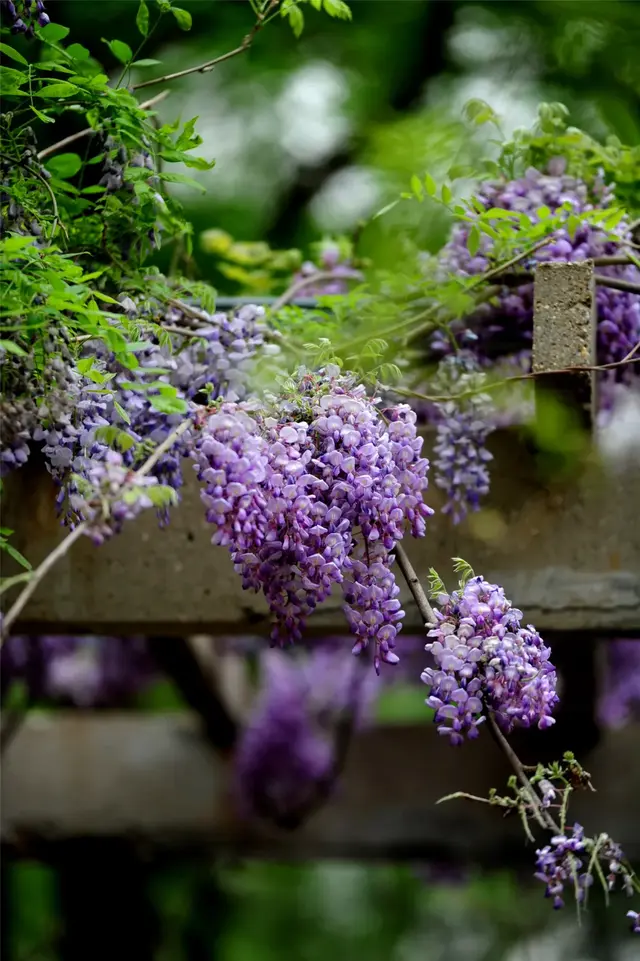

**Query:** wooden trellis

left=1, top=260, right=640, bottom=863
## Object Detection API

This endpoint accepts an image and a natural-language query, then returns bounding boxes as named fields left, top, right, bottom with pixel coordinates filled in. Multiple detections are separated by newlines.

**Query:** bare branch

left=0, top=419, right=192, bottom=643
left=36, top=91, right=171, bottom=162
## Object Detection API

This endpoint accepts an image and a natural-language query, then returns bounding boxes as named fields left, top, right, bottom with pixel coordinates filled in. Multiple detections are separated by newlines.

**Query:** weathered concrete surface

left=2, top=429, right=640, bottom=635
left=2, top=713, right=639, bottom=863
left=533, top=260, right=596, bottom=427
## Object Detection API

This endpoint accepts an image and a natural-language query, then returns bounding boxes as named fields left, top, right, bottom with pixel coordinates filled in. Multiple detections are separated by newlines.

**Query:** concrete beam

left=2, top=714, right=639, bottom=863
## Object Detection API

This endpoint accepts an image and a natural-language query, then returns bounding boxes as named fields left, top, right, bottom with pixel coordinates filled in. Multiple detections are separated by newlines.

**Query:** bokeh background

left=3, top=1, right=640, bottom=959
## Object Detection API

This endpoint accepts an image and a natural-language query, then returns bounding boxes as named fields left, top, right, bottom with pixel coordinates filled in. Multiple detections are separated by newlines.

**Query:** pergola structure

left=1, top=261, right=639, bottom=959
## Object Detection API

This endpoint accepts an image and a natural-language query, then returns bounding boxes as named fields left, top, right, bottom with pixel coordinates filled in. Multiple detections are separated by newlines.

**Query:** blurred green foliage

left=36, top=0, right=640, bottom=289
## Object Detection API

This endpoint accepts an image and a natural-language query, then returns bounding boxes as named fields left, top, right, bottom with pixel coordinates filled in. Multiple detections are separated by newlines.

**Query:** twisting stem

left=394, top=543, right=437, bottom=627
left=36, top=91, right=170, bottom=161
left=487, top=712, right=560, bottom=834
left=0, top=419, right=193, bottom=643
left=0, top=152, right=62, bottom=240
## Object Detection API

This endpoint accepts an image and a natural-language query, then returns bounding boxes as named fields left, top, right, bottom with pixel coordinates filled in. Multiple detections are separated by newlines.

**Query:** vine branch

left=132, top=0, right=279, bottom=92
left=394, top=542, right=437, bottom=627
left=394, top=347, right=640, bottom=405
left=0, top=419, right=192, bottom=643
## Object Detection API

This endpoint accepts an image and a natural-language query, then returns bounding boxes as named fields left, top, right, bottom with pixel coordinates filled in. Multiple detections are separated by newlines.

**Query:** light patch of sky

left=276, top=61, right=351, bottom=166
left=310, top=165, right=382, bottom=231
left=149, top=52, right=351, bottom=211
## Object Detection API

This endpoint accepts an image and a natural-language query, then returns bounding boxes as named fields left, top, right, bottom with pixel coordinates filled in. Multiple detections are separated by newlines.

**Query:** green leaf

left=410, top=174, right=423, bottom=201
left=467, top=224, right=481, bottom=257
left=46, top=152, right=82, bottom=179
left=423, top=172, right=436, bottom=197
left=66, top=43, right=90, bottom=61
left=171, top=7, right=192, bottom=30
left=1, top=235, right=35, bottom=253
left=452, top=556, right=475, bottom=588
left=441, top=183, right=452, bottom=204
left=102, top=38, right=133, bottom=64
left=0, top=339, right=27, bottom=355
left=39, top=22, right=70, bottom=42
left=37, top=81, right=78, bottom=98
left=114, top=400, right=131, bottom=425
left=3, top=541, right=33, bottom=571
left=149, top=393, right=188, bottom=415
left=0, top=42, right=28, bottom=65
left=428, top=567, right=446, bottom=598
left=30, top=105, right=55, bottom=123
left=136, top=0, right=150, bottom=37
left=287, top=5, right=304, bottom=37
left=158, top=172, right=206, bottom=193
left=322, top=0, right=352, bottom=19
left=132, top=58, right=161, bottom=67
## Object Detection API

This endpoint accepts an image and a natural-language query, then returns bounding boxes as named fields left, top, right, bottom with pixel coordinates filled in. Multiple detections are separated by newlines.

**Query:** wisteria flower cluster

left=235, top=644, right=377, bottom=826
left=1, top=0, right=49, bottom=35
left=430, top=353, right=495, bottom=524
left=68, top=450, right=165, bottom=545
left=535, top=823, right=636, bottom=918
left=1, top=635, right=155, bottom=706
left=421, top=570, right=559, bottom=742
left=293, top=239, right=363, bottom=296
left=193, top=365, right=433, bottom=671
left=437, top=162, right=640, bottom=380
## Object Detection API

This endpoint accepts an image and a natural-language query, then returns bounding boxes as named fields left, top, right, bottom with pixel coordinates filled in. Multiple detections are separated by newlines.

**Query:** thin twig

left=132, top=0, right=279, bottom=92
left=135, top=418, right=191, bottom=478
left=269, top=271, right=355, bottom=315
left=487, top=712, right=559, bottom=833
left=394, top=351, right=640, bottom=405
left=394, top=542, right=437, bottom=627
left=36, top=91, right=170, bottom=161
left=476, top=237, right=554, bottom=286
left=594, top=274, right=640, bottom=295
left=132, top=43, right=249, bottom=91
left=0, top=521, right=88, bottom=643
left=0, top=419, right=192, bottom=643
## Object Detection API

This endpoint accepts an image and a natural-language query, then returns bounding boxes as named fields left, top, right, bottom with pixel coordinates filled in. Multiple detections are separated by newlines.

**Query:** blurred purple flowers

left=234, top=644, right=377, bottom=827
left=597, top=639, right=640, bottom=729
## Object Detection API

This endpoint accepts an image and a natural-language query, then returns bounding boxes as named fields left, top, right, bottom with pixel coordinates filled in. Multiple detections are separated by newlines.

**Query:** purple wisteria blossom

left=421, top=573, right=558, bottom=743
left=69, top=450, right=163, bottom=544
left=431, top=353, right=494, bottom=524
left=234, top=645, right=376, bottom=827
left=193, top=367, right=433, bottom=671
left=534, top=823, right=636, bottom=929
left=436, top=163, right=640, bottom=380
left=597, top=639, right=640, bottom=729
left=293, top=240, right=363, bottom=296
left=1, top=0, right=49, bottom=34
left=1, top=636, right=155, bottom=706
left=534, top=823, right=592, bottom=910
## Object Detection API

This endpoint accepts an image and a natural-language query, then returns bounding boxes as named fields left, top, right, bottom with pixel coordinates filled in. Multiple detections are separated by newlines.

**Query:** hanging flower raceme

left=1, top=0, right=49, bottom=35
left=192, top=366, right=433, bottom=672
left=234, top=645, right=377, bottom=827
left=421, top=570, right=558, bottom=743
